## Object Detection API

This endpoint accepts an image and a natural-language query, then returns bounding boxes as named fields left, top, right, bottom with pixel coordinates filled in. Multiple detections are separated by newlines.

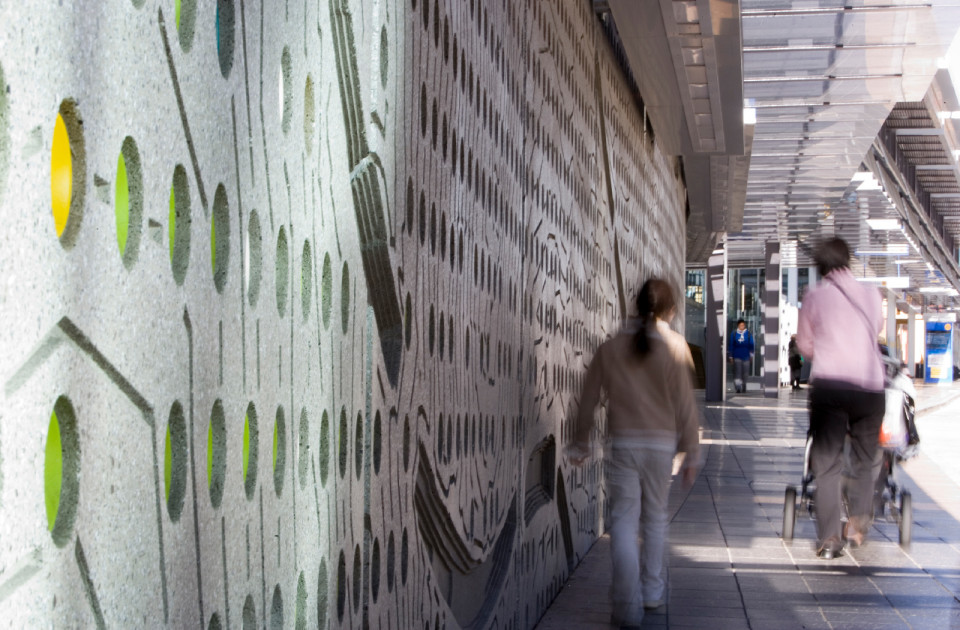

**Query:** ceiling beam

left=894, top=128, right=943, bottom=136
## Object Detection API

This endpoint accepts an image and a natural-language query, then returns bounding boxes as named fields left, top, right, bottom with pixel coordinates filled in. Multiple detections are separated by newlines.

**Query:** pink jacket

left=797, top=268, right=884, bottom=392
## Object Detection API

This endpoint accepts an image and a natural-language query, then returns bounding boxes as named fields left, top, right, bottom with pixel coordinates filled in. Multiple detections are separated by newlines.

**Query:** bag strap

left=827, top=277, right=884, bottom=366
left=827, top=277, right=876, bottom=337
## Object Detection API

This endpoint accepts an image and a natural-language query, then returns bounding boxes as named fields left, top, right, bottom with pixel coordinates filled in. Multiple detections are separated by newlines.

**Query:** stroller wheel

left=783, top=486, right=797, bottom=541
left=899, top=491, right=912, bottom=548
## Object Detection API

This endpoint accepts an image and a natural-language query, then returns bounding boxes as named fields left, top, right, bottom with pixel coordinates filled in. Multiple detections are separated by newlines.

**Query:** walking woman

left=570, top=279, right=700, bottom=628
left=797, top=238, right=885, bottom=558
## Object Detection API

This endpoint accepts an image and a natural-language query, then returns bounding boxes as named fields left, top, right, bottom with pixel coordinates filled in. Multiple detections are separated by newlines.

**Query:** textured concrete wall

left=0, top=0, right=687, bottom=628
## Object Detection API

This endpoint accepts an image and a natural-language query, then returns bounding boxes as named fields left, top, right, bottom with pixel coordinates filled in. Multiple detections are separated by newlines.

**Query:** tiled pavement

left=536, top=383, right=960, bottom=629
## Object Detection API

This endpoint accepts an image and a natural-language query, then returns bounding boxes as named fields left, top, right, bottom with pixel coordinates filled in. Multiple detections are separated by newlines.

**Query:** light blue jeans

left=607, top=445, right=673, bottom=623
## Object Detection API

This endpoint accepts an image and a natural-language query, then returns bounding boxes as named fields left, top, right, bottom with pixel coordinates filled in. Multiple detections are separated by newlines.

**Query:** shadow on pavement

left=536, top=391, right=960, bottom=629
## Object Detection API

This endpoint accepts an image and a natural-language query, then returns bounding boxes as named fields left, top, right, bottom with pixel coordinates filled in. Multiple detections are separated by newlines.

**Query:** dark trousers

left=809, top=384, right=885, bottom=546
left=790, top=368, right=801, bottom=389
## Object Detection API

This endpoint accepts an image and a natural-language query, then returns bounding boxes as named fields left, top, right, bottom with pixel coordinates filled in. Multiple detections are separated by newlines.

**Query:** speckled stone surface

left=0, top=1, right=688, bottom=628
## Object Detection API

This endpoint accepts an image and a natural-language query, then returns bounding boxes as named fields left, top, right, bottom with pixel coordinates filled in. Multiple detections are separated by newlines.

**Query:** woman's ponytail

left=632, top=278, right=676, bottom=358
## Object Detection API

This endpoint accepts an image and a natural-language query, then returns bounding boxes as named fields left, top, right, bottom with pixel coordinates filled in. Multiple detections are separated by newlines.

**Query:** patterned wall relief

left=0, top=61, right=8, bottom=210
left=0, top=0, right=687, bottom=628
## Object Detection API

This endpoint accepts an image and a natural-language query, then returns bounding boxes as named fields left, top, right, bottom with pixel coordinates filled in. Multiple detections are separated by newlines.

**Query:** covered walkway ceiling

left=603, top=0, right=960, bottom=309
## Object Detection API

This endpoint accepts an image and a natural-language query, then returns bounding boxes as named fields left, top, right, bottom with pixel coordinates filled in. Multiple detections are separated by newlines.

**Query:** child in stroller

left=782, top=344, right=919, bottom=547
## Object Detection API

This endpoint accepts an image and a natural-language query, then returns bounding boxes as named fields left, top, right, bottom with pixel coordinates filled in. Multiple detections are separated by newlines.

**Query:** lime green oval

left=45, top=398, right=79, bottom=546
left=116, top=151, right=129, bottom=256
left=45, top=411, right=63, bottom=531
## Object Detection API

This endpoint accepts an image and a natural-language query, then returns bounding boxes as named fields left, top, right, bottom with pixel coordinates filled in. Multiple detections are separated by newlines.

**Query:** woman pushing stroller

left=797, top=238, right=886, bottom=559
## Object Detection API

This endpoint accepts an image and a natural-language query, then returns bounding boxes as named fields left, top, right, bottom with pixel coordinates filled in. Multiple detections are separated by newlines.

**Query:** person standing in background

left=728, top=319, right=754, bottom=393
left=788, top=334, right=803, bottom=390
left=797, top=237, right=885, bottom=559
left=570, top=278, right=700, bottom=629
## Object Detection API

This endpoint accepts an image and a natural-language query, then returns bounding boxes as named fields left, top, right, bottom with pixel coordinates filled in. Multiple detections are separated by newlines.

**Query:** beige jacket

left=575, top=320, right=700, bottom=459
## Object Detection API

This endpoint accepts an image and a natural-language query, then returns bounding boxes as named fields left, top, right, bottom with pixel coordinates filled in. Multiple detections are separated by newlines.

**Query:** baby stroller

left=782, top=346, right=919, bottom=547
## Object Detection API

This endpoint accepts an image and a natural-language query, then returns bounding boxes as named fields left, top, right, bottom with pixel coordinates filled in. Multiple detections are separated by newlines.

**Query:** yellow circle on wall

left=51, top=113, right=72, bottom=238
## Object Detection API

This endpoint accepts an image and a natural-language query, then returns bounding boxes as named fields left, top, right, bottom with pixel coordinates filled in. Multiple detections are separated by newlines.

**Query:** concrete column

left=763, top=241, right=781, bottom=398
left=886, top=292, right=897, bottom=349
left=787, top=267, right=798, bottom=306
left=808, top=266, right=819, bottom=289
left=705, top=243, right=727, bottom=402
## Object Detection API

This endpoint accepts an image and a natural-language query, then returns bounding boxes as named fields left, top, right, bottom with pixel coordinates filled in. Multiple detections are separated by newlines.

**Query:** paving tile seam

left=781, top=529, right=845, bottom=630
left=700, top=473, right=755, bottom=629
left=883, top=540, right=960, bottom=609
left=773, top=440, right=954, bottom=630
left=712, top=405, right=910, bottom=630
left=773, top=422, right=960, bottom=618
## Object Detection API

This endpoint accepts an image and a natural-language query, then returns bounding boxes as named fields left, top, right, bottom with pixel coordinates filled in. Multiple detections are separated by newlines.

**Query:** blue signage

left=925, top=322, right=954, bottom=384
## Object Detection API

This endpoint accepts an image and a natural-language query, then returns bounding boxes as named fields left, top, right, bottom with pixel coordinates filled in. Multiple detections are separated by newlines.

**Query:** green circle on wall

left=45, top=397, right=80, bottom=547
left=115, top=137, right=143, bottom=269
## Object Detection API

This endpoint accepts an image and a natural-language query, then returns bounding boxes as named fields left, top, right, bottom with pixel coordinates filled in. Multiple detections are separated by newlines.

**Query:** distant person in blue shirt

left=728, top=319, right=754, bottom=393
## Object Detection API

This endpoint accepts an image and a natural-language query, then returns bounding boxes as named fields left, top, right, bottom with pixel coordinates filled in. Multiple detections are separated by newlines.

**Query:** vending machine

left=924, top=321, right=955, bottom=384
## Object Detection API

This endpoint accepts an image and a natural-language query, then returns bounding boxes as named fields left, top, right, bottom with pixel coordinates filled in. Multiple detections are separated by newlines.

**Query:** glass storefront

left=685, top=265, right=818, bottom=389
left=728, top=268, right=765, bottom=379
left=685, top=269, right=706, bottom=348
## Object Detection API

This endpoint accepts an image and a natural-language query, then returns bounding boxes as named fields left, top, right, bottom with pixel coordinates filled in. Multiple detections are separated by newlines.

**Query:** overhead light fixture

left=894, top=259, right=921, bottom=265
left=866, top=218, right=901, bottom=230
left=852, top=172, right=882, bottom=191
left=919, top=287, right=959, bottom=295
left=743, top=107, right=757, bottom=125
